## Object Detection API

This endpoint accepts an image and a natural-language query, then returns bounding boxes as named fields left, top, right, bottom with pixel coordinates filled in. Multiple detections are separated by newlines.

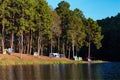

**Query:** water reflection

left=0, top=63, right=120, bottom=80
left=88, top=63, right=91, bottom=80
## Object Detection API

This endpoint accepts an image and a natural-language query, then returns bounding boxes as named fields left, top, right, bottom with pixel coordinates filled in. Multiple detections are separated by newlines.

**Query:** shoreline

left=0, top=53, right=106, bottom=65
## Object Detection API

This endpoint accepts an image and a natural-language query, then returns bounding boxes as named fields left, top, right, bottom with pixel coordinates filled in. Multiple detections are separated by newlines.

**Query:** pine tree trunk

left=11, top=31, right=14, bottom=49
left=72, top=39, right=75, bottom=57
left=19, top=37, right=21, bottom=55
left=65, top=43, right=68, bottom=56
left=18, top=37, right=21, bottom=53
left=57, top=37, right=60, bottom=53
left=20, top=33, right=23, bottom=59
left=88, top=41, right=91, bottom=59
left=51, top=38, right=52, bottom=54
left=2, top=22, right=5, bottom=54
left=41, top=44, right=43, bottom=55
left=62, top=42, right=65, bottom=56
left=23, top=45, right=26, bottom=54
left=76, top=46, right=78, bottom=57
left=38, top=32, right=42, bottom=56
left=38, top=36, right=40, bottom=55
left=29, top=32, right=32, bottom=55
left=68, top=47, right=71, bottom=59
left=27, top=36, right=30, bottom=54
left=11, top=15, right=15, bottom=49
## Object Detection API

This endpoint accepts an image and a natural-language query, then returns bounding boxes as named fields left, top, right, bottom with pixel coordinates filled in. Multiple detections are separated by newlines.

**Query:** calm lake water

left=0, top=62, right=120, bottom=80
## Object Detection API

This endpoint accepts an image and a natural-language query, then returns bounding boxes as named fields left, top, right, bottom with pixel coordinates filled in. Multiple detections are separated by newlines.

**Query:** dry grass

left=0, top=53, right=105, bottom=65
left=0, top=53, right=74, bottom=65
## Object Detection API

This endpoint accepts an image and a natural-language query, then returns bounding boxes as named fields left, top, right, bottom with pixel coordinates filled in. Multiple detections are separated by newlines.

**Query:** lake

left=0, top=62, right=120, bottom=80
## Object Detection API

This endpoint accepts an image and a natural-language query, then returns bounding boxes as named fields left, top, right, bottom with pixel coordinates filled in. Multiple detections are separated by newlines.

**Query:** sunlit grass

left=0, top=58, right=106, bottom=66
left=0, top=58, right=74, bottom=65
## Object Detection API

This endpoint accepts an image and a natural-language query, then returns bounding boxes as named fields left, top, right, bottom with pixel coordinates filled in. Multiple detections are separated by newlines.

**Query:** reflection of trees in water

left=0, top=64, right=89, bottom=80
left=0, top=65, right=24, bottom=80
left=0, top=66, right=8, bottom=80
left=0, top=65, right=39, bottom=80
left=0, top=66, right=17, bottom=80
left=12, top=65, right=23, bottom=80
left=39, top=65, right=51, bottom=80
left=71, top=64, right=86, bottom=80
left=0, top=64, right=104, bottom=80
left=88, top=63, right=92, bottom=80
left=87, top=63, right=103, bottom=80
left=0, top=65, right=53, bottom=80
left=48, top=64, right=74, bottom=80
left=49, top=65, right=61, bottom=80
left=32, top=65, right=40, bottom=80
left=22, top=65, right=32, bottom=80
left=8, top=66, right=15, bottom=80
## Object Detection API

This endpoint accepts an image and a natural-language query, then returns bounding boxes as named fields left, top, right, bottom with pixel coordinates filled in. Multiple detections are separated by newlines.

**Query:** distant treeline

left=97, top=13, right=120, bottom=61
left=0, top=0, right=103, bottom=59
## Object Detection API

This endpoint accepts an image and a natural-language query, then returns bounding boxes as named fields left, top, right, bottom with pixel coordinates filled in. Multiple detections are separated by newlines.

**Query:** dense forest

left=97, top=13, right=120, bottom=61
left=0, top=0, right=103, bottom=60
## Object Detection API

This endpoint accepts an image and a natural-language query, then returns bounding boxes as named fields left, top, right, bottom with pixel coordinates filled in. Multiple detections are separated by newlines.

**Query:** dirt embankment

left=0, top=53, right=72, bottom=61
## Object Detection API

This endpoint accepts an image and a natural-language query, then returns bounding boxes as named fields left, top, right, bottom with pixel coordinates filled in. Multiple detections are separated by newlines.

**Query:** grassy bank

left=0, top=58, right=106, bottom=66
left=0, top=58, right=74, bottom=65
left=0, top=53, right=105, bottom=65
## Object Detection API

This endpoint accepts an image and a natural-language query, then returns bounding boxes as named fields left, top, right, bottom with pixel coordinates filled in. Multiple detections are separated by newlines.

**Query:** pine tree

left=0, top=0, right=10, bottom=54
left=85, top=18, right=103, bottom=60
left=35, top=0, right=53, bottom=55
left=56, top=1, right=71, bottom=56
left=67, top=9, right=86, bottom=58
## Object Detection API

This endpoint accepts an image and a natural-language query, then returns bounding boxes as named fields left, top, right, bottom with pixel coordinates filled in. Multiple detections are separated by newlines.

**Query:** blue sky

left=46, top=0, right=120, bottom=20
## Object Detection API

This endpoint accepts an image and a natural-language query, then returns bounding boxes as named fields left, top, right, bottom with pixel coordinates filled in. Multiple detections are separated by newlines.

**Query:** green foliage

left=0, top=0, right=103, bottom=59
left=0, top=0, right=10, bottom=25
left=85, top=18, right=103, bottom=49
left=97, top=13, right=120, bottom=57
left=67, top=9, right=86, bottom=48
left=56, top=1, right=70, bottom=18
left=35, top=0, right=53, bottom=39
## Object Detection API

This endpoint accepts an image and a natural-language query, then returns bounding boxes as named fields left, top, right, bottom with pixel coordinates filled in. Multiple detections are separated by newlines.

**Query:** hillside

left=97, top=13, right=120, bottom=61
